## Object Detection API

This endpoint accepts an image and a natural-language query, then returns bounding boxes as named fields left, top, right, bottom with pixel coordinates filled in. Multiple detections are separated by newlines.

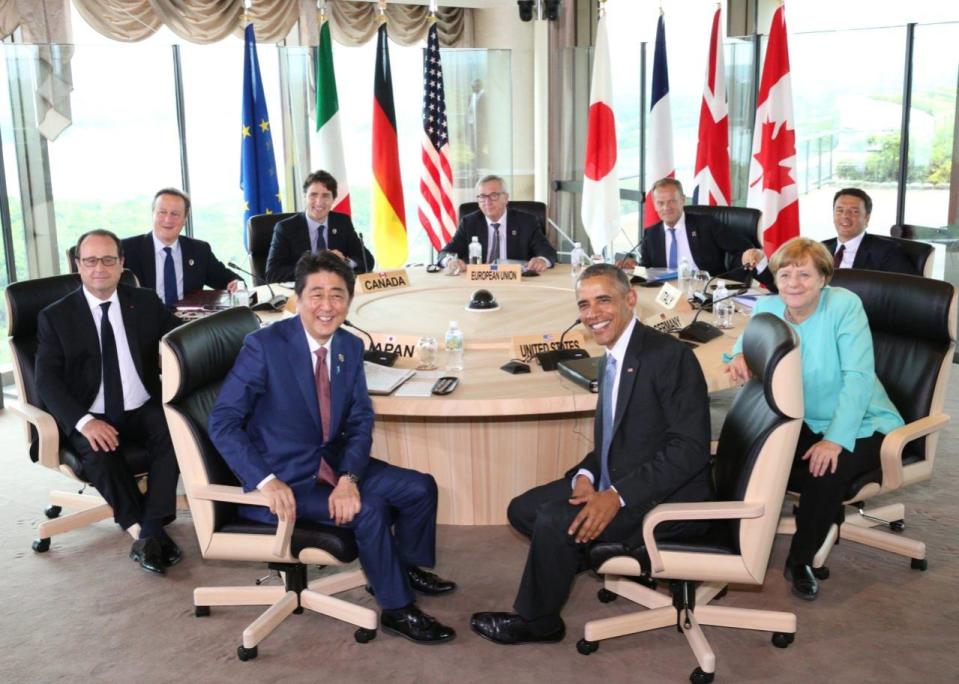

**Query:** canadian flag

left=581, top=11, right=620, bottom=252
left=643, top=14, right=674, bottom=228
left=747, top=4, right=799, bottom=255
left=692, top=7, right=731, bottom=206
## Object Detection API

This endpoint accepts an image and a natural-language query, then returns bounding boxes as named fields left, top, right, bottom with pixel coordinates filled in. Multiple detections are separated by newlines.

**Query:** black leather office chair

left=457, top=200, right=547, bottom=235
left=66, top=245, right=78, bottom=273
left=885, top=234, right=934, bottom=277
left=246, top=212, right=296, bottom=285
left=778, top=269, right=956, bottom=573
left=580, top=314, right=803, bottom=683
left=6, top=270, right=144, bottom=552
left=160, top=308, right=377, bottom=661
left=684, top=205, right=762, bottom=272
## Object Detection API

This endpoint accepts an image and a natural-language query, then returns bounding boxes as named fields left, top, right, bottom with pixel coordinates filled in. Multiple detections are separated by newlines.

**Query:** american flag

left=417, top=23, right=456, bottom=251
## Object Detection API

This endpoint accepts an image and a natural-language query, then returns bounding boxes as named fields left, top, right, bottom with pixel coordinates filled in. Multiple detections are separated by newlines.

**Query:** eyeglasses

left=78, top=256, right=120, bottom=267
left=475, top=192, right=505, bottom=202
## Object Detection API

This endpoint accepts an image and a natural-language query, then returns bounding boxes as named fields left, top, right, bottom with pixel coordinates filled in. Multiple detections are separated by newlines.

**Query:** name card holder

left=466, top=264, right=523, bottom=282
left=367, top=333, right=421, bottom=360
left=357, top=269, right=411, bottom=294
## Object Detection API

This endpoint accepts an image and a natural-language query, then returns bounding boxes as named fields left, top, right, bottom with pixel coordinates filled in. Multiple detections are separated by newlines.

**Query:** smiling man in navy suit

left=121, top=188, right=242, bottom=306
left=209, top=250, right=456, bottom=645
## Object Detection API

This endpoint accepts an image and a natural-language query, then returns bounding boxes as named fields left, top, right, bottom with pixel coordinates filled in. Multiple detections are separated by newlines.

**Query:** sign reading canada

left=511, top=331, right=587, bottom=364
left=467, top=263, right=523, bottom=282
left=357, top=269, right=411, bottom=294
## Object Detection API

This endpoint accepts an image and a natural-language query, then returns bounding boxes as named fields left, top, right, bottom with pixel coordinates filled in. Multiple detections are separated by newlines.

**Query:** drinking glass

left=416, top=336, right=439, bottom=370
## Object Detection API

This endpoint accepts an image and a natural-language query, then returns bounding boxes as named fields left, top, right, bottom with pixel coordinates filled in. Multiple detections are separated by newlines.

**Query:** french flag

left=644, top=13, right=674, bottom=228
left=692, top=7, right=731, bottom=206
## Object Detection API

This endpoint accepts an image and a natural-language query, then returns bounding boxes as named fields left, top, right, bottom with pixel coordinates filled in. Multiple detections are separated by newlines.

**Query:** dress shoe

left=130, top=537, right=165, bottom=575
left=784, top=562, right=819, bottom=601
left=470, top=612, right=565, bottom=645
left=380, top=605, right=456, bottom=644
left=407, top=567, right=457, bottom=596
left=158, top=535, right=182, bottom=567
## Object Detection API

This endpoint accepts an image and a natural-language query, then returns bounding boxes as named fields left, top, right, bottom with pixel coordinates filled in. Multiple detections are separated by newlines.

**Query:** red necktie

left=833, top=244, right=845, bottom=269
left=314, top=347, right=337, bottom=487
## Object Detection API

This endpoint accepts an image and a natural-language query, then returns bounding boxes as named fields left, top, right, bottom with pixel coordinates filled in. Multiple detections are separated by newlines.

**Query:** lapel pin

left=338, top=353, right=344, bottom=363
left=188, top=258, right=195, bottom=266
left=511, top=230, right=517, bottom=236
left=691, top=231, right=698, bottom=238
left=331, top=228, right=338, bottom=235
left=627, top=368, right=635, bottom=373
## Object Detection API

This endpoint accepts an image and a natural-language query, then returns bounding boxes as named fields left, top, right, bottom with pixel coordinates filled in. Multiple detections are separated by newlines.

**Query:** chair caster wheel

left=237, top=645, right=258, bottom=661
left=690, top=666, right=715, bottom=683
left=32, top=538, right=51, bottom=553
left=195, top=606, right=210, bottom=617
left=293, top=606, right=304, bottom=615
left=889, top=519, right=905, bottom=532
left=772, top=632, right=795, bottom=649
left=44, top=505, right=62, bottom=519
left=597, top=588, right=617, bottom=603
left=714, top=587, right=728, bottom=600
left=911, top=558, right=928, bottom=571
left=354, top=628, right=377, bottom=643
left=576, top=638, right=599, bottom=655
left=812, top=566, right=830, bottom=580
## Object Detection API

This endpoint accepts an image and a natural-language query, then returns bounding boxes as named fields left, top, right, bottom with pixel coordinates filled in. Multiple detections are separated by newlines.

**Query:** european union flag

left=240, top=23, right=282, bottom=245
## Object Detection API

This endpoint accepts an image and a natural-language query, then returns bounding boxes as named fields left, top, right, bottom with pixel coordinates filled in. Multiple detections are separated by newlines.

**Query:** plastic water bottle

left=445, top=320, right=464, bottom=371
left=678, top=257, right=691, bottom=291
left=468, top=236, right=482, bottom=265
left=713, top=282, right=734, bottom=329
left=570, top=242, right=587, bottom=277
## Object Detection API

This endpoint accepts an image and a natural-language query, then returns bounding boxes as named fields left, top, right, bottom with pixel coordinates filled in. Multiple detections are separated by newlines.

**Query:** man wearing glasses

left=35, top=230, right=183, bottom=576
left=440, top=175, right=557, bottom=274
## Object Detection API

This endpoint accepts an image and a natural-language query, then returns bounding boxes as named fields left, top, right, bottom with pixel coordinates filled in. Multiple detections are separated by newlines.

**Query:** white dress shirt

left=307, top=214, right=357, bottom=268
left=664, top=213, right=699, bottom=271
left=836, top=231, right=866, bottom=269
left=153, top=232, right=184, bottom=301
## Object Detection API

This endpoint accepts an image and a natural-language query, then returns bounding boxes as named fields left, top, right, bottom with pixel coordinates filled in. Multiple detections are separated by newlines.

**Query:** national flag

left=315, top=16, right=350, bottom=215
left=240, top=23, right=282, bottom=242
left=644, top=13, right=674, bottom=228
left=371, top=22, right=408, bottom=268
left=692, top=8, right=731, bottom=206
left=580, top=11, right=620, bottom=252
left=747, top=4, right=799, bottom=255
left=417, top=22, right=456, bottom=252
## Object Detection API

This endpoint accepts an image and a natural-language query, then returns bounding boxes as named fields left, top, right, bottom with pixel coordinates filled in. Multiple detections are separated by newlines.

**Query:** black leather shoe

left=408, top=567, right=457, bottom=596
left=380, top=605, right=456, bottom=644
left=158, top=535, right=182, bottom=567
left=130, top=537, right=165, bottom=575
left=470, top=612, right=565, bottom=645
left=784, top=562, right=819, bottom=601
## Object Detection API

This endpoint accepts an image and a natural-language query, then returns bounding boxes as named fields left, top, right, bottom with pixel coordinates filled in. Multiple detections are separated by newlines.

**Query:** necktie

left=313, top=348, right=338, bottom=487
left=162, top=246, right=178, bottom=307
left=99, top=302, right=124, bottom=426
left=599, top=354, right=617, bottom=491
left=833, top=244, right=845, bottom=269
left=667, top=228, right=678, bottom=270
left=315, top=225, right=327, bottom=253
left=488, top=223, right=501, bottom=263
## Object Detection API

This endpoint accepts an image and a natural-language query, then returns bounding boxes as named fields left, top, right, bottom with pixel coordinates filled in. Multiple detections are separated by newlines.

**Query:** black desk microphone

left=536, top=318, right=589, bottom=371
left=344, top=319, right=398, bottom=367
left=228, top=262, right=289, bottom=312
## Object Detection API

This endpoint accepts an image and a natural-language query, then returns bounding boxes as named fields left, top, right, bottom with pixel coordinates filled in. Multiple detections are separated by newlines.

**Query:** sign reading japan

left=511, top=331, right=587, bottom=364
left=467, top=263, right=523, bottom=282
left=367, top=333, right=420, bottom=359
left=357, top=269, right=411, bottom=294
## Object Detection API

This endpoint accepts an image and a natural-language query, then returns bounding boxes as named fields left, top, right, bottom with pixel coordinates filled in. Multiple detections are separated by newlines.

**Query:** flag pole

left=244, top=0, right=251, bottom=26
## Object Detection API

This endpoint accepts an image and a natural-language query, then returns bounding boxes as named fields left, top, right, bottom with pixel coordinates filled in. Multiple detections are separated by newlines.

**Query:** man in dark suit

left=35, top=229, right=182, bottom=574
left=639, top=177, right=752, bottom=278
left=209, top=250, right=456, bottom=645
left=121, top=188, right=242, bottom=307
left=440, top=175, right=557, bottom=274
left=471, top=263, right=712, bottom=645
left=265, top=170, right=373, bottom=283
left=744, top=188, right=919, bottom=289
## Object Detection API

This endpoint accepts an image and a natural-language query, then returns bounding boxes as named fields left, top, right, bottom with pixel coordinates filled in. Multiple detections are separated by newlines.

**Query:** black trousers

left=67, top=400, right=179, bottom=531
left=787, top=422, right=884, bottom=565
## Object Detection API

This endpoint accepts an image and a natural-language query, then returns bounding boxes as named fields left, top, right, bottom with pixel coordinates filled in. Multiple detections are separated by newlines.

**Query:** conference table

left=264, top=266, right=754, bottom=525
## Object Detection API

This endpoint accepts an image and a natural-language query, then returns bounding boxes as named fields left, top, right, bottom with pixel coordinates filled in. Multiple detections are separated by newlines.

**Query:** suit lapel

left=475, top=215, right=490, bottom=261
left=685, top=216, right=704, bottom=268
left=505, top=210, right=519, bottom=259
left=852, top=235, right=871, bottom=269
left=73, top=289, right=101, bottom=371
left=116, top=286, right=144, bottom=380
left=180, top=236, right=196, bottom=293
left=651, top=225, right=666, bottom=266
left=285, top=318, right=323, bottom=434
left=612, top=325, right=643, bottom=437
left=328, top=330, right=352, bottom=438
left=140, top=234, right=157, bottom=288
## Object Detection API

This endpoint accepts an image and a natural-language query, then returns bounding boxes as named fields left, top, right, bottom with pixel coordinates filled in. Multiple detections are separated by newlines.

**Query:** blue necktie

left=162, top=246, right=178, bottom=307
left=599, top=354, right=617, bottom=491
left=667, top=228, right=678, bottom=270
left=315, top=225, right=327, bottom=252
left=99, top=302, right=124, bottom=426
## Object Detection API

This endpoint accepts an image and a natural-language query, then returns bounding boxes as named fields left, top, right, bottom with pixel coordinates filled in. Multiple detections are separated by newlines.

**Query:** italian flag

left=316, top=18, right=350, bottom=215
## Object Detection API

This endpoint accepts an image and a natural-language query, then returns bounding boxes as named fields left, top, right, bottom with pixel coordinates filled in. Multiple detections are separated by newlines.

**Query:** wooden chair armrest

left=642, top=501, right=765, bottom=574
left=190, top=484, right=292, bottom=557
left=879, top=413, right=950, bottom=490
left=7, top=399, right=61, bottom=470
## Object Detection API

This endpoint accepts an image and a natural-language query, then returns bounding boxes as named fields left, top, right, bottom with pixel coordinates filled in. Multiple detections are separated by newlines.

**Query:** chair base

left=33, top=490, right=113, bottom=550
left=194, top=564, right=378, bottom=659
left=580, top=576, right=796, bottom=678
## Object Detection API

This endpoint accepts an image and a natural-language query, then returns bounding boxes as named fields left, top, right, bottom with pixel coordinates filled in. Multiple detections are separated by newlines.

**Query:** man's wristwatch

left=339, top=472, right=360, bottom=485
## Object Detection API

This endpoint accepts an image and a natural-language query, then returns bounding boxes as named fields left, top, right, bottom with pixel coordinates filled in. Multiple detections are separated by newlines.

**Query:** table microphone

left=343, top=319, right=398, bottom=367
left=227, top=262, right=289, bottom=312
left=678, top=287, right=744, bottom=344
left=536, top=318, right=589, bottom=371
left=692, top=266, right=753, bottom=308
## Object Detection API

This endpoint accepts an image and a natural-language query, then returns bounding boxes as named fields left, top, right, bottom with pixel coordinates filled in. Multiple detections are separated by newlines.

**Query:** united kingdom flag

left=692, top=7, right=731, bottom=207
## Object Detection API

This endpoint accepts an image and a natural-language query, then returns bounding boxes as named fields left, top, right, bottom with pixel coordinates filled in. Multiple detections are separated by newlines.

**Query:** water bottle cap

left=470, top=236, right=478, bottom=242
left=449, top=320, right=459, bottom=328
left=573, top=242, right=581, bottom=248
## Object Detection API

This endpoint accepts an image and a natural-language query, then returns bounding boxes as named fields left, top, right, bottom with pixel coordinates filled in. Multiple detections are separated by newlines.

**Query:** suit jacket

left=265, top=212, right=373, bottom=283
left=641, top=213, right=752, bottom=278
left=121, top=233, right=240, bottom=297
left=208, top=318, right=373, bottom=504
left=35, top=284, right=181, bottom=434
left=441, top=208, right=557, bottom=265
left=565, top=323, right=712, bottom=544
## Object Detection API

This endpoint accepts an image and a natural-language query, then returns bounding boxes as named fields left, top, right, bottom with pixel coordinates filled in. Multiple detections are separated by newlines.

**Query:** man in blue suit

left=208, top=250, right=456, bottom=645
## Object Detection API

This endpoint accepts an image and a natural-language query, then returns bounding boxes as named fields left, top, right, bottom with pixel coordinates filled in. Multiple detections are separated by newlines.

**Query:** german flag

left=371, top=21, right=408, bottom=268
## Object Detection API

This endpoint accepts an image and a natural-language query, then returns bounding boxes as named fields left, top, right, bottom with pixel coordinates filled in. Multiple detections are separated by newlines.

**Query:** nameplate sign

left=643, top=311, right=683, bottom=335
left=654, top=282, right=692, bottom=312
left=367, top=333, right=420, bottom=359
left=356, top=269, right=411, bottom=294
left=467, top=264, right=523, bottom=282
left=511, top=331, right=587, bottom=364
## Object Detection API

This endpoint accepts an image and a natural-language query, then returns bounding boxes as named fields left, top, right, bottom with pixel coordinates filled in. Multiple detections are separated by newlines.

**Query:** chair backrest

left=66, top=245, right=78, bottom=273
left=246, top=212, right=297, bottom=285
left=884, top=234, right=934, bottom=278
left=684, top=204, right=762, bottom=271
left=161, top=307, right=260, bottom=545
left=714, top=313, right=803, bottom=580
left=457, top=201, right=548, bottom=235
left=830, top=270, right=956, bottom=466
